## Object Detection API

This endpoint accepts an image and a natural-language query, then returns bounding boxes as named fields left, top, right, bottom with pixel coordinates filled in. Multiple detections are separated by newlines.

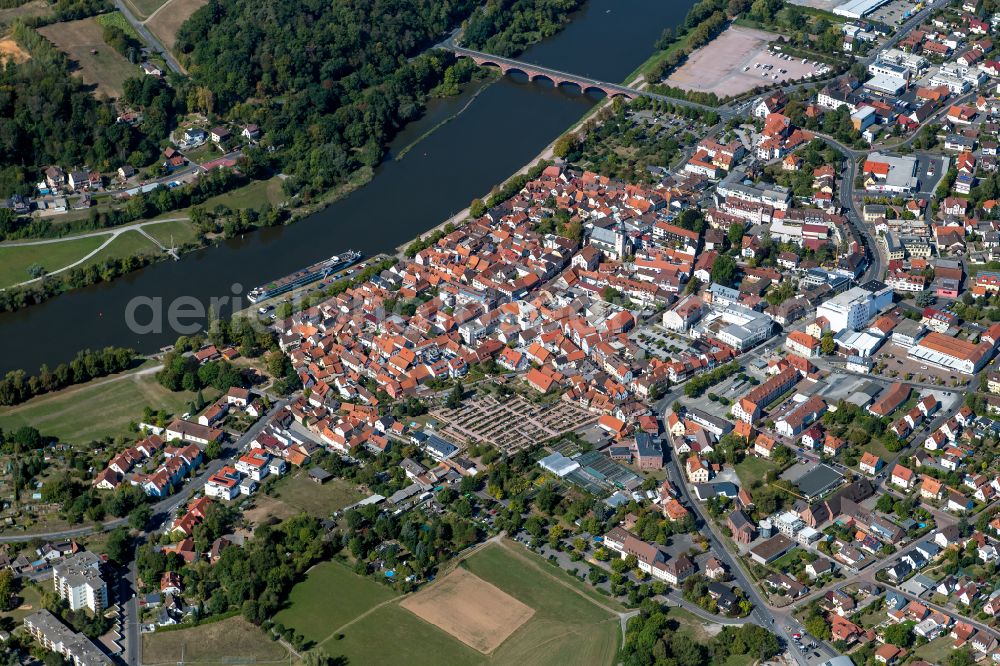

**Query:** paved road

left=811, top=133, right=884, bottom=283
left=115, top=0, right=184, bottom=75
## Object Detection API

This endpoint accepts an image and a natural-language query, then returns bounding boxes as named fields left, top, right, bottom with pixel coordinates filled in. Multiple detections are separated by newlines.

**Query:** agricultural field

left=95, top=11, right=140, bottom=39
left=145, top=0, right=208, bottom=52
left=265, top=470, right=367, bottom=518
left=272, top=560, right=398, bottom=645
left=0, top=234, right=109, bottom=288
left=38, top=17, right=138, bottom=98
left=142, top=616, right=289, bottom=665
left=0, top=365, right=208, bottom=443
left=280, top=540, right=621, bottom=666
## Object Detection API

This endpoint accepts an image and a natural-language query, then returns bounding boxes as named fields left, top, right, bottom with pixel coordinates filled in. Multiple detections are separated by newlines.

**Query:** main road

left=651, top=339, right=825, bottom=666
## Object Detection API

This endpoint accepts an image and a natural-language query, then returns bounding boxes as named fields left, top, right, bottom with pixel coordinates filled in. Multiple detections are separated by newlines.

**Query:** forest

left=0, top=23, right=161, bottom=198
left=462, top=0, right=584, bottom=57
left=173, top=0, right=482, bottom=199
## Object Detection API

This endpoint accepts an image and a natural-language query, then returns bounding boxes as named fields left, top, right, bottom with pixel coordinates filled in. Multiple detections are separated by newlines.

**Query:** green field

left=0, top=583, right=43, bottom=624
left=273, top=560, right=397, bottom=645
left=78, top=230, right=161, bottom=269
left=143, top=219, right=201, bottom=247
left=143, top=615, right=289, bottom=665
left=294, top=541, right=621, bottom=666
left=269, top=470, right=366, bottom=518
left=0, top=366, right=206, bottom=443
left=0, top=235, right=109, bottom=288
left=200, top=177, right=285, bottom=211
left=734, top=455, right=778, bottom=486
left=913, top=635, right=966, bottom=665
left=94, top=11, right=140, bottom=39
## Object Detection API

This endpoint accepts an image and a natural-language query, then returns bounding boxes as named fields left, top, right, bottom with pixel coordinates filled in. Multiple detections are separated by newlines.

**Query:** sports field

left=400, top=567, right=534, bottom=653
left=282, top=540, right=621, bottom=666
left=38, top=17, right=137, bottom=98
left=143, top=615, right=288, bottom=665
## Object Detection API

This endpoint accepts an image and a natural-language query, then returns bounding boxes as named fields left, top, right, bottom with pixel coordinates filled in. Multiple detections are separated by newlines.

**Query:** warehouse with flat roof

left=834, top=0, right=893, bottom=18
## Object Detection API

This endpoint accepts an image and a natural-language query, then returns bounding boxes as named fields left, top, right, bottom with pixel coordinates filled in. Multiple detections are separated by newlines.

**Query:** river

left=0, top=0, right=696, bottom=375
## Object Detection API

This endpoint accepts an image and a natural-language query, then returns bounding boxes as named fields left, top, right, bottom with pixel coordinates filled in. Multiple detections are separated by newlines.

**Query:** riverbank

left=394, top=47, right=656, bottom=257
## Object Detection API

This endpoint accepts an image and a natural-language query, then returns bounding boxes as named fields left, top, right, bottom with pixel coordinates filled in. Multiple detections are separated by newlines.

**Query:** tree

left=445, top=382, right=464, bottom=409
left=106, top=528, right=132, bottom=565
left=205, top=439, right=223, bottom=461
left=0, top=569, right=14, bottom=611
left=553, top=134, right=576, bottom=158
left=820, top=332, right=836, bottom=355
left=129, top=504, right=152, bottom=530
left=804, top=614, right=831, bottom=640
left=469, top=199, right=486, bottom=219
left=882, top=621, right=915, bottom=648
left=710, top=254, right=738, bottom=287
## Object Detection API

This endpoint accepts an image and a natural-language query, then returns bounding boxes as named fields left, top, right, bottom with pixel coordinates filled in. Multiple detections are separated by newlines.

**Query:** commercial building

left=909, top=331, right=993, bottom=374
left=53, top=551, right=106, bottom=613
left=716, top=169, right=792, bottom=211
left=700, top=303, right=775, bottom=351
left=24, top=610, right=110, bottom=666
left=865, top=61, right=910, bottom=95
left=863, top=153, right=920, bottom=194
left=816, top=283, right=893, bottom=333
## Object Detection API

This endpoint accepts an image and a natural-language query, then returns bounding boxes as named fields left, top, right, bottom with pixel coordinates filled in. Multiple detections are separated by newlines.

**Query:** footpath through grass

left=0, top=235, right=109, bottom=288
left=272, top=560, right=398, bottom=645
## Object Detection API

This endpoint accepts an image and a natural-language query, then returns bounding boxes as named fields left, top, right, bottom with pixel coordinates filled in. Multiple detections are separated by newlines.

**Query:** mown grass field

left=0, top=235, right=108, bottom=288
left=142, top=616, right=289, bottom=665
left=145, top=0, right=208, bottom=51
left=267, top=470, right=367, bottom=518
left=143, top=219, right=201, bottom=247
left=78, top=230, right=161, bottom=269
left=0, top=583, right=43, bottom=624
left=0, top=366, right=203, bottom=443
left=734, top=454, right=778, bottom=486
left=38, top=17, right=137, bottom=98
left=273, top=560, right=398, bottom=646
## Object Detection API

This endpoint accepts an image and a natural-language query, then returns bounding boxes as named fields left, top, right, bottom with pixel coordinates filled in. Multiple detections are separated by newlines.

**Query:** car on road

left=792, top=633, right=802, bottom=639
left=928, top=162, right=936, bottom=175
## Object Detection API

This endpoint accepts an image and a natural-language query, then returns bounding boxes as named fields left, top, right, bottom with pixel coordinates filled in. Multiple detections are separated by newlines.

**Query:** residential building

left=53, top=552, right=106, bottom=613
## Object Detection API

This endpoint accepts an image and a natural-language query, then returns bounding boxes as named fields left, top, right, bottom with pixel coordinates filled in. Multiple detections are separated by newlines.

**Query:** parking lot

left=868, top=0, right=920, bottom=26
left=870, top=342, right=971, bottom=387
